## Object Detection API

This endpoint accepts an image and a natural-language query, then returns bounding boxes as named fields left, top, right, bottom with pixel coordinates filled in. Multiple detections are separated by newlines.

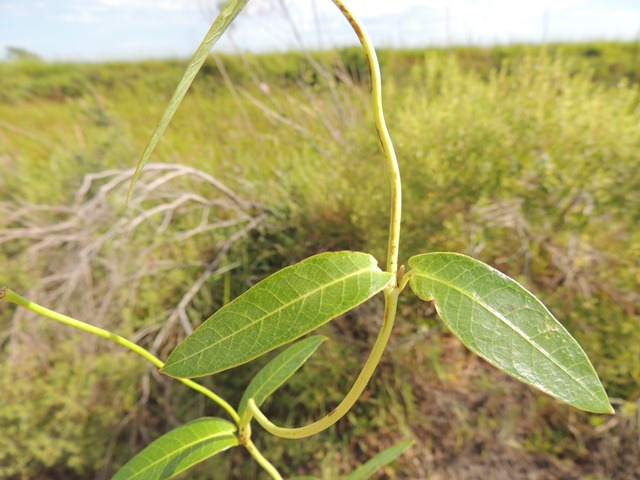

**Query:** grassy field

left=1, top=43, right=639, bottom=479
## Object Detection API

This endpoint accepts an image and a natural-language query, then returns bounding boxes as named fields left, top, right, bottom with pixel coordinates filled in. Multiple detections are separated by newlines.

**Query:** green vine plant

left=0, top=1, right=614, bottom=479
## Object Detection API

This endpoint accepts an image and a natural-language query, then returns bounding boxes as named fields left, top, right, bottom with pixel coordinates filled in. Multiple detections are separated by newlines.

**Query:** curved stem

left=247, top=288, right=400, bottom=439
left=0, top=286, right=240, bottom=425
left=332, top=0, right=402, bottom=285
left=179, top=378, right=238, bottom=423
left=246, top=0, right=405, bottom=439
left=245, top=439, right=284, bottom=480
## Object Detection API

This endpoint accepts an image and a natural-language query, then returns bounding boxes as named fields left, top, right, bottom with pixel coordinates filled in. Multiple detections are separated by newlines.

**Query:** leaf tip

left=571, top=391, right=615, bottom=415
left=586, top=404, right=615, bottom=415
left=124, top=188, right=133, bottom=207
left=601, top=402, right=616, bottom=415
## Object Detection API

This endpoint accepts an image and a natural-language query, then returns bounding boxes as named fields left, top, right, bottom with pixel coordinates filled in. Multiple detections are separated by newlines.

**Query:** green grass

left=1, top=43, right=639, bottom=479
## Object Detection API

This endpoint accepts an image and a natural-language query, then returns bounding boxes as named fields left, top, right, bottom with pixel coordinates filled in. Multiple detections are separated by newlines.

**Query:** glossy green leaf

left=127, top=0, right=249, bottom=201
left=113, top=417, right=238, bottom=480
left=344, top=441, right=413, bottom=480
left=409, top=253, right=613, bottom=414
left=163, top=252, right=392, bottom=378
left=238, top=336, right=326, bottom=419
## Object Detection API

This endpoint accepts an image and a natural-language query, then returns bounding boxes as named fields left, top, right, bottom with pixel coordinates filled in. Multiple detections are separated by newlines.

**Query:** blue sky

left=1, top=0, right=639, bottom=62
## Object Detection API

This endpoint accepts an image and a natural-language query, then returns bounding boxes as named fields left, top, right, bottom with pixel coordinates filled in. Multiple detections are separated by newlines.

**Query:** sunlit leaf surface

left=409, top=252, right=613, bottom=414
left=163, top=252, right=392, bottom=378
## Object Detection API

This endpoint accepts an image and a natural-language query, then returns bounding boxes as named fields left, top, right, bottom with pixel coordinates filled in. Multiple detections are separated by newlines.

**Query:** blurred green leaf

left=163, top=252, right=392, bottom=378
left=344, top=441, right=413, bottom=480
left=113, top=417, right=238, bottom=480
left=238, top=336, right=326, bottom=419
left=127, top=0, right=249, bottom=200
left=409, top=252, right=613, bottom=414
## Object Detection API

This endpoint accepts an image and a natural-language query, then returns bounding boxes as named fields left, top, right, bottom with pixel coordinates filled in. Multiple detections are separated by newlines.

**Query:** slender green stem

left=245, top=0, right=406, bottom=440
left=2, top=1, right=405, bottom=475
left=245, top=439, right=284, bottom=480
left=332, top=0, right=402, bottom=285
left=0, top=286, right=240, bottom=425
left=248, top=288, right=400, bottom=439
left=179, top=378, right=239, bottom=424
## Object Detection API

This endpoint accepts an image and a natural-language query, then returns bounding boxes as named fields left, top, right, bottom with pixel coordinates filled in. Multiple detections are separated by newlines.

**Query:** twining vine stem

left=0, top=287, right=240, bottom=425
left=247, top=289, right=400, bottom=438
left=1, top=0, right=404, bottom=476
left=245, top=0, right=405, bottom=438
left=245, top=439, right=284, bottom=480
left=332, top=0, right=402, bottom=283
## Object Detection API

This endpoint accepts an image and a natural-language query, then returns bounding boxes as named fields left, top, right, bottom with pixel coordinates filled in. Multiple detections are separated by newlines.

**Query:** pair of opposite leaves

left=161, top=251, right=612, bottom=415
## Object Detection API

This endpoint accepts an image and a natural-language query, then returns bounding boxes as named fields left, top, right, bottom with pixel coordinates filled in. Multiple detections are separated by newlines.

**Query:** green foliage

left=0, top=61, right=88, bottom=102
left=0, top=341, right=144, bottom=479
left=409, top=253, right=612, bottom=413
left=238, top=336, right=326, bottom=421
left=103, top=13, right=613, bottom=470
left=114, top=418, right=238, bottom=480
left=127, top=0, right=249, bottom=198
left=382, top=49, right=639, bottom=404
left=163, top=252, right=391, bottom=378
left=344, top=441, right=413, bottom=480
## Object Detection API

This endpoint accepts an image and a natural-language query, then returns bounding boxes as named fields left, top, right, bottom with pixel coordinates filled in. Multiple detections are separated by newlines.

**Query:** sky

left=1, top=0, right=639, bottom=62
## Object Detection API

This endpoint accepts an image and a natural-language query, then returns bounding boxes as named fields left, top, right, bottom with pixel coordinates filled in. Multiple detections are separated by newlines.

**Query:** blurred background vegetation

left=0, top=42, right=639, bottom=479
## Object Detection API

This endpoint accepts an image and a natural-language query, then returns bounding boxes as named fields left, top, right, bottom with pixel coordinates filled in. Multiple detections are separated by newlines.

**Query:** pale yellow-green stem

left=0, top=286, right=240, bottom=425
left=332, top=0, right=402, bottom=284
left=247, top=288, right=400, bottom=439
left=243, top=0, right=405, bottom=440
left=2, top=0, right=403, bottom=475
left=244, top=438, right=284, bottom=480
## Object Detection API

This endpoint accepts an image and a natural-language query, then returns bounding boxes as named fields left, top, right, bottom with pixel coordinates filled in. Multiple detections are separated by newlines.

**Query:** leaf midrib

left=171, top=263, right=386, bottom=367
left=414, top=270, right=599, bottom=402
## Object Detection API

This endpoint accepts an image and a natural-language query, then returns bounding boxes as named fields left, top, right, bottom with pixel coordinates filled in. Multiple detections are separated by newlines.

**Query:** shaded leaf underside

left=238, top=336, right=326, bottom=418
